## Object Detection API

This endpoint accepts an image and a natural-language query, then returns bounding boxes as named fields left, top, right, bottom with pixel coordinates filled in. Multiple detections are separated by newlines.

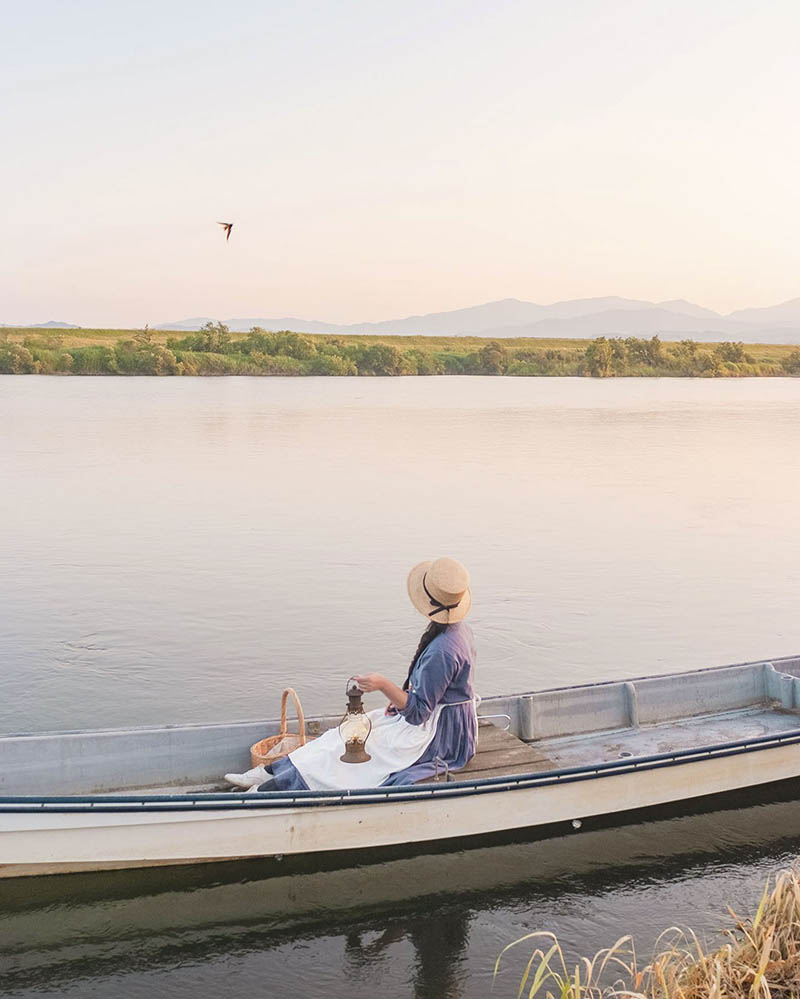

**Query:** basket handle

left=280, top=687, right=306, bottom=746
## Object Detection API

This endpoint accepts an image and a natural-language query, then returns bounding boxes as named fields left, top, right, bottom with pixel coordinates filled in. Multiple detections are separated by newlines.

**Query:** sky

left=3, top=0, right=800, bottom=327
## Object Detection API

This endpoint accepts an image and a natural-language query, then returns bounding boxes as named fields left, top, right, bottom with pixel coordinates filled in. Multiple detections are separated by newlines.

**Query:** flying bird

left=217, top=221, right=233, bottom=241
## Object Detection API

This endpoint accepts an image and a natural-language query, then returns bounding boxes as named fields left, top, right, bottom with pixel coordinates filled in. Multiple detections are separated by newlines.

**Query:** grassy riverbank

left=2, top=323, right=800, bottom=376
left=497, top=866, right=800, bottom=998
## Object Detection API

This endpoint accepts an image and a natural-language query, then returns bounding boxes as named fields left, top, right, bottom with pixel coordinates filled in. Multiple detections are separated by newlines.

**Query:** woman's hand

left=353, top=673, right=386, bottom=693
left=355, top=674, right=408, bottom=712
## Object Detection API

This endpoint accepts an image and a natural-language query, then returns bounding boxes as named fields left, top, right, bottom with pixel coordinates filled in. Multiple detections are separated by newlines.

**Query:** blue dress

left=272, top=622, right=477, bottom=790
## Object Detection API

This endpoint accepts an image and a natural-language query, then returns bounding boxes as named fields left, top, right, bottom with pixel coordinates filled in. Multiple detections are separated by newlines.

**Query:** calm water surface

left=2, top=375, right=800, bottom=997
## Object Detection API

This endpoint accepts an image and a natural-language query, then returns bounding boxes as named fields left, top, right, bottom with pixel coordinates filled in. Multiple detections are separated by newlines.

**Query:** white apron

left=288, top=706, right=443, bottom=791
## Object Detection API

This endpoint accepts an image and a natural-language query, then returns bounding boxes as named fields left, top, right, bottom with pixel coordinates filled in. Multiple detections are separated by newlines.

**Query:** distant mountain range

left=8, top=298, right=800, bottom=343
left=154, top=296, right=800, bottom=344
left=0, top=320, right=79, bottom=329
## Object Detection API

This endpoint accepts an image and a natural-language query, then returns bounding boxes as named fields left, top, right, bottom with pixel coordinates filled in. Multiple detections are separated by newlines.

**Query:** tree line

left=2, top=323, right=800, bottom=377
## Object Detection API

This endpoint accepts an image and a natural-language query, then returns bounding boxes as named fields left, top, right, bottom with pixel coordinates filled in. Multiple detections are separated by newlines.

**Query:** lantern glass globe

left=339, top=712, right=371, bottom=744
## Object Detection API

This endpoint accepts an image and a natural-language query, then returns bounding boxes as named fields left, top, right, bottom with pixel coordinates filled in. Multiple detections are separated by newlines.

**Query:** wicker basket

left=250, top=687, right=307, bottom=768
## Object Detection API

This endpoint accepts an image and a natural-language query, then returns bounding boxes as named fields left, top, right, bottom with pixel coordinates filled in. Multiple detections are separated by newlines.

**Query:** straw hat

left=407, top=557, right=471, bottom=624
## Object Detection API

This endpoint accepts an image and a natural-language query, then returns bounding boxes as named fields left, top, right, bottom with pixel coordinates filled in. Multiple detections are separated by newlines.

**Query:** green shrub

left=70, top=346, right=119, bottom=374
left=268, top=331, right=316, bottom=360
left=168, top=321, right=231, bottom=353
left=250, top=353, right=307, bottom=375
left=439, top=353, right=466, bottom=374
left=0, top=342, right=38, bottom=373
left=178, top=351, right=244, bottom=375
left=114, top=338, right=180, bottom=375
left=352, top=343, right=405, bottom=375
left=236, top=329, right=277, bottom=355
left=308, top=353, right=357, bottom=375
left=27, top=347, right=74, bottom=373
left=782, top=349, right=800, bottom=374
left=404, top=349, right=443, bottom=375
left=713, top=341, right=749, bottom=364
left=477, top=341, right=507, bottom=374
left=584, top=337, right=613, bottom=377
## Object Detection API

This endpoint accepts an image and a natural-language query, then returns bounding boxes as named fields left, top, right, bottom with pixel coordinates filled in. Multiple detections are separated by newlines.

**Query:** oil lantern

left=339, top=678, right=372, bottom=763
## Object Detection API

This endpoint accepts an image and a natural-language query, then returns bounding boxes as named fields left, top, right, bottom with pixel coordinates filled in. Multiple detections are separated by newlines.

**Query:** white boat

left=3, top=654, right=800, bottom=879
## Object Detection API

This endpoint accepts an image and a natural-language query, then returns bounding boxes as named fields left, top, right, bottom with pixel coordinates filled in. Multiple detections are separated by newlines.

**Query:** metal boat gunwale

left=4, top=722, right=800, bottom=813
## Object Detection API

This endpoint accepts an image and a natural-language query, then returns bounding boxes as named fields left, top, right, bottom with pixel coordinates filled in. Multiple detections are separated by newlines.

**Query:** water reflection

left=3, top=791, right=800, bottom=997
left=344, top=915, right=470, bottom=999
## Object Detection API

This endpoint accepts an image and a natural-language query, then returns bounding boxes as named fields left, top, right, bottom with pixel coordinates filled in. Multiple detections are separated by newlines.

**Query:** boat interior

left=2, top=655, right=800, bottom=797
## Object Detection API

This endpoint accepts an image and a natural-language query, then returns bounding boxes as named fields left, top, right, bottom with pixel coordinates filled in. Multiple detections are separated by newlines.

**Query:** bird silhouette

left=217, top=222, right=233, bottom=241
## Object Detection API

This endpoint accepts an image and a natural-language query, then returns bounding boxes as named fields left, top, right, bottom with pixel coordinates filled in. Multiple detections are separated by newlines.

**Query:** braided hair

left=403, top=621, right=447, bottom=691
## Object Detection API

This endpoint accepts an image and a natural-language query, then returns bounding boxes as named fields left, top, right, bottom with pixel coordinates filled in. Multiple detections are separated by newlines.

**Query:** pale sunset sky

left=3, top=0, right=800, bottom=327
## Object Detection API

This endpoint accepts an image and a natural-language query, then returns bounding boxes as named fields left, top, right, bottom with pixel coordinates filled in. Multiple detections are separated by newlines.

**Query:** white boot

left=246, top=773, right=279, bottom=793
left=224, top=764, right=271, bottom=788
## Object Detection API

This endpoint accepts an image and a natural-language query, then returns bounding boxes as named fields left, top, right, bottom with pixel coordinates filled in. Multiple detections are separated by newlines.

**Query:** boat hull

left=3, top=735, right=799, bottom=878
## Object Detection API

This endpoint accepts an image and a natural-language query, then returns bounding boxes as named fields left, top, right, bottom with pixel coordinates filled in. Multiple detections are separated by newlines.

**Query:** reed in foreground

left=495, top=865, right=800, bottom=998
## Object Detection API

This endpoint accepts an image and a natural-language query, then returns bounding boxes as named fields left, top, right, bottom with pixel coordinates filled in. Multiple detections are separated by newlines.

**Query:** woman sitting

left=226, top=557, right=477, bottom=792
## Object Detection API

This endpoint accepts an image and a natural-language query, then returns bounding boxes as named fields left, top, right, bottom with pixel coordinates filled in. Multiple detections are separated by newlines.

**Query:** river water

left=2, top=375, right=800, bottom=997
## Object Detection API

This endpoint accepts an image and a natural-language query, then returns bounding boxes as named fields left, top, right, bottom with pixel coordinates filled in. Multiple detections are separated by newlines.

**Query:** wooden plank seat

left=420, top=719, right=553, bottom=783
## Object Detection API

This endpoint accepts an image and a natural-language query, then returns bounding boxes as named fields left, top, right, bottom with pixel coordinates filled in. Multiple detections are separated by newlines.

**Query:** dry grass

left=495, top=866, right=800, bottom=998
